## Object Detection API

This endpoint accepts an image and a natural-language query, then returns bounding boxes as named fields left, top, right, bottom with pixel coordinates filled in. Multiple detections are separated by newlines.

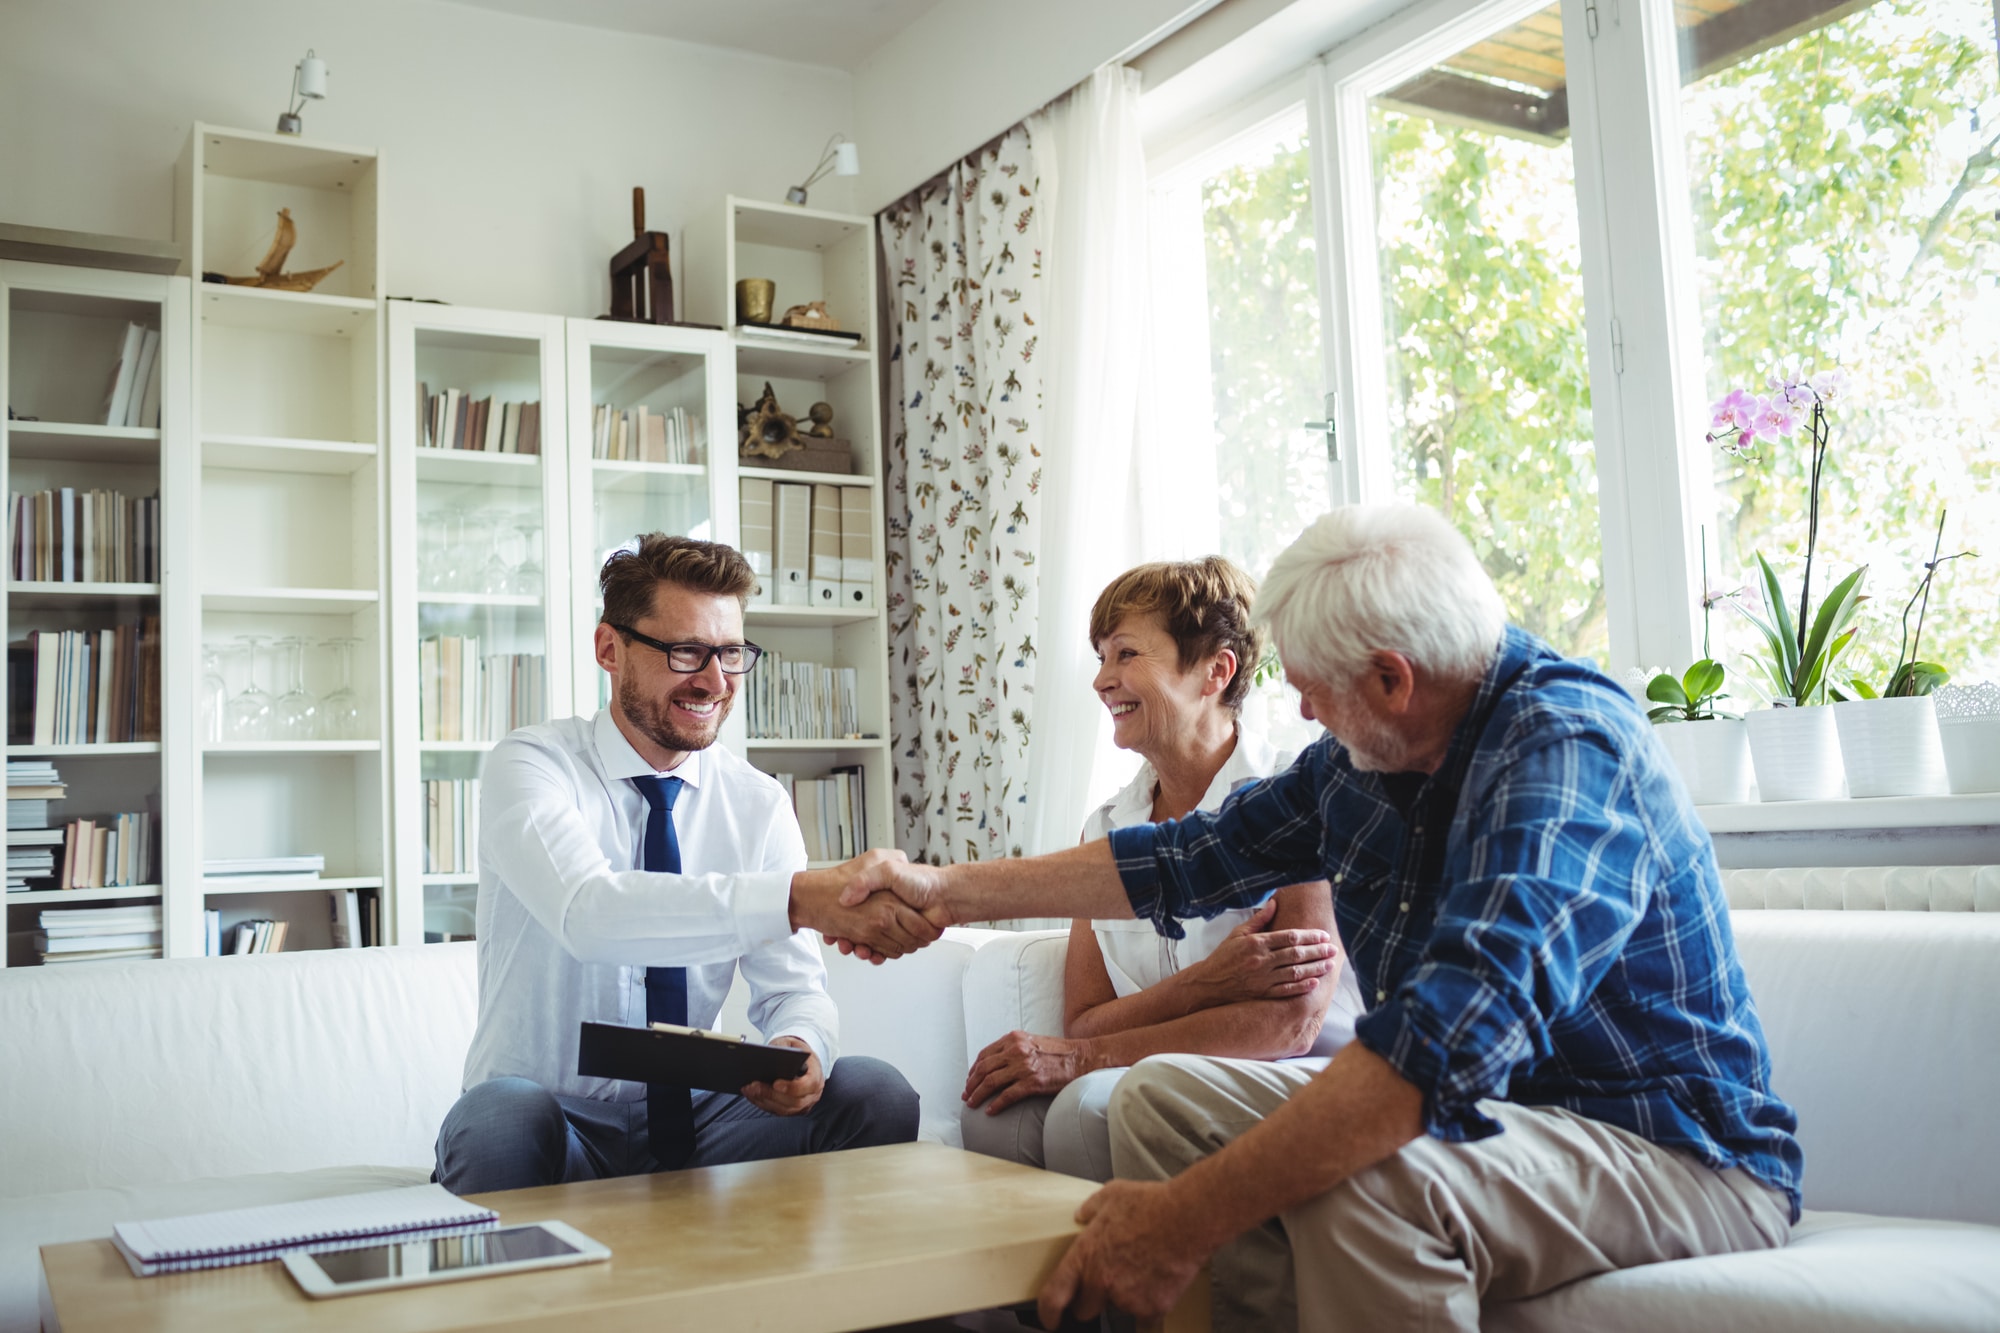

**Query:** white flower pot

left=1654, top=719, right=1753, bottom=805
left=1939, top=717, right=2000, bottom=794
left=1745, top=706, right=1846, bottom=802
left=1833, top=696, right=1949, bottom=799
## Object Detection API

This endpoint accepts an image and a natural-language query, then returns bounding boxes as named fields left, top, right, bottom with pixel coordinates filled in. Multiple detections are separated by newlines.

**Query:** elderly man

left=836, top=504, right=1799, bottom=1333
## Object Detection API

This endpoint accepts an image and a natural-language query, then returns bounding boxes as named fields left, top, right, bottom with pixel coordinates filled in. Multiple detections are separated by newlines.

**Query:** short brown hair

left=1088, top=557, right=1265, bottom=712
left=599, top=534, right=756, bottom=626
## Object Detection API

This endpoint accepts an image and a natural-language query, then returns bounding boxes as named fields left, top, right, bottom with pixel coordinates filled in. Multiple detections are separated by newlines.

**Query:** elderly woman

left=959, top=556, right=1367, bottom=1180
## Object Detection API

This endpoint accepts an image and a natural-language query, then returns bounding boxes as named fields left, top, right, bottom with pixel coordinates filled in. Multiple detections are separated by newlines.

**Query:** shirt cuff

left=1354, top=1000, right=1503, bottom=1143
left=772, top=1027, right=834, bottom=1073
left=1107, top=824, right=1186, bottom=941
left=735, top=871, right=798, bottom=951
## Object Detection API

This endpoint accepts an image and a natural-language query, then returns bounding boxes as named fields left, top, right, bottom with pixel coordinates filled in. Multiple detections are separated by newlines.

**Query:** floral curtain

left=881, top=127, right=1048, bottom=863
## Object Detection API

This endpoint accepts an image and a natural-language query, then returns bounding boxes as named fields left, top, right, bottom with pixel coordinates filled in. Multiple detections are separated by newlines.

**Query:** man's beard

left=619, top=672, right=732, bottom=754
left=1332, top=708, right=1412, bottom=774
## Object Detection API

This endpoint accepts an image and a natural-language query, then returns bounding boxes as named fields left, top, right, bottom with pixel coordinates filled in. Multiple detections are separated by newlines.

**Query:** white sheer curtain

left=1021, top=65, right=1152, bottom=857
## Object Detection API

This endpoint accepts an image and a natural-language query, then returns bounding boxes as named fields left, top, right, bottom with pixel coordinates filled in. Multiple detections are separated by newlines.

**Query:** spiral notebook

left=111, top=1184, right=500, bottom=1277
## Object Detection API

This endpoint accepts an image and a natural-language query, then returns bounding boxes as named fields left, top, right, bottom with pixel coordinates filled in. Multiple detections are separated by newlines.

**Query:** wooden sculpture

left=738, top=382, right=802, bottom=460
left=222, top=209, right=344, bottom=292
left=608, top=187, right=675, bottom=324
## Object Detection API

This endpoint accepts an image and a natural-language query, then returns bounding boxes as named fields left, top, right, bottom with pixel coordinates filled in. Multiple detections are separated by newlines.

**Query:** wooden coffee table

left=40, top=1143, right=1209, bottom=1332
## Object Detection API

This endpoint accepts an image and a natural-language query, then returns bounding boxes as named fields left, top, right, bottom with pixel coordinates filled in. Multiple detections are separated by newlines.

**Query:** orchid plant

left=1646, top=530, right=1735, bottom=722
left=1843, top=508, right=1976, bottom=700
left=1707, top=370, right=1867, bottom=708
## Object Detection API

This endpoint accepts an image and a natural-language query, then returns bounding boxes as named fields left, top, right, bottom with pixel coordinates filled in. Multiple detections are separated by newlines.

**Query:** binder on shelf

left=739, top=478, right=775, bottom=607
left=839, top=486, right=874, bottom=610
left=100, top=323, right=146, bottom=427
left=809, top=484, right=843, bottom=608
left=774, top=483, right=811, bottom=607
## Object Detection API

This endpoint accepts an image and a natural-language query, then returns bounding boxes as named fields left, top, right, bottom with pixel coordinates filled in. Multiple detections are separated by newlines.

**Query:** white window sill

left=1697, top=793, right=2000, bottom=835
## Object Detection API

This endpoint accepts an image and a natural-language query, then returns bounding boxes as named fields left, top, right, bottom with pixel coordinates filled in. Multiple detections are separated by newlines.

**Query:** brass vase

left=735, top=278, right=776, bottom=326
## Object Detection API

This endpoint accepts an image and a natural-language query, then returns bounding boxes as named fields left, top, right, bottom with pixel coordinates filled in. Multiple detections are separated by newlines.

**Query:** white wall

left=0, top=0, right=858, bottom=318
left=850, top=0, right=1212, bottom=211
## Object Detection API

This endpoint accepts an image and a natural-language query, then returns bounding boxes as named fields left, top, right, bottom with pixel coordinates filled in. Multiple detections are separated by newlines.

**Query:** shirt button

left=1376, top=989, right=1388, bottom=1002
left=1413, top=825, right=1424, bottom=836
left=1399, top=901, right=1410, bottom=912
left=1333, top=872, right=1344, bottom=884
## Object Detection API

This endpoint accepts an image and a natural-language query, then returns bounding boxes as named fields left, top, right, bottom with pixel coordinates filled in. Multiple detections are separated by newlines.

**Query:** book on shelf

left=36, top=903, right=163, bottom=964
left=10, top=486, right=161, bottom=583
left=419, top=636, right=545, bottom=742
left=419, top=384, right=541, bottom=455
left=55, top=811, right=154, bottom=889
left=424, top=777, right=481, bottom=875
left=202, top=854, right=325, bottom=881
left=205, top=907, right=220, bottom=956
left=227, top=918, right=290, bottom=954
left=590, top=403, right=703, bottom=464
left=327, top=888, right=365, bottom=949
left=778, top=765, right=868, bottom=862
left=99, top=323, right=163, bottom=428
left=6, top=617, right=161, bottom=746
left=736, top=322, right=864, bottom=347
left=745, top=650, right=861, bottom=740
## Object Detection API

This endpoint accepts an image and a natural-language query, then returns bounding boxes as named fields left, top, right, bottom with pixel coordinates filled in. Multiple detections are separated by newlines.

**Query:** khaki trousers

left=1107, top=1054, right=1792, bottom=1333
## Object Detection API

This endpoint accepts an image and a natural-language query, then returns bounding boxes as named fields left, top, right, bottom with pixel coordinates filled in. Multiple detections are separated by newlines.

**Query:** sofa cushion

left=1730, top=912, right=2000, bottom=1224
left=7, top=1164, right=427, bottom=1333
left=1484, top=1210, right=2000, bottom=1333
left=0, top=943, right=477, bottom=1200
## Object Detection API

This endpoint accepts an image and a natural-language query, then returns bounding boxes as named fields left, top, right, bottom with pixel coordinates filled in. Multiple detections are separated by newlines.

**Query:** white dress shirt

left=1079, top=727, right=1367, bottom=1055
left=462, top=709, right=836, bottom=1100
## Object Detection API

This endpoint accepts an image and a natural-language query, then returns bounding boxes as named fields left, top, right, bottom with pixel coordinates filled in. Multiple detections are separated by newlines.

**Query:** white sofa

left=4, top=913, right=1997, bottom=1331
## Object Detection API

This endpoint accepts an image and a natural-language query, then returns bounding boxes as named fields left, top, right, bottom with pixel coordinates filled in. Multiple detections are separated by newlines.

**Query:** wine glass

left=509, top=520, right=544, bottom=598
left=453, top=507, right=491, bottom=593
left=271, top=636, right=319, bottom=741
left=318, top=637, right=365, bottom=741
left=479, top=507, right=515, bottom=595
left=420, top=508, right=453, bottom=593
left=199, top=644, right=229, bottom=744
left=224, top=635, right=273, bottom=742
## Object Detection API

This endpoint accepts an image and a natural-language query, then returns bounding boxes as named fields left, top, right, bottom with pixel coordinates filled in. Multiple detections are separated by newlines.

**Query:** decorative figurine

left=805, top=402, right=835, bottom=438
left=780, top=300, right=839, bottom=331
left=738, top=382, right=802, bottom=460
left=607, top=187, right=675, bottom=324
left=217, top=209, right=344, bottom=292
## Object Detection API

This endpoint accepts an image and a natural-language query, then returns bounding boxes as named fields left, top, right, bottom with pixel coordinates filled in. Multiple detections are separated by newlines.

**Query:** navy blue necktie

left=631, top=774, right=696, bottom=1169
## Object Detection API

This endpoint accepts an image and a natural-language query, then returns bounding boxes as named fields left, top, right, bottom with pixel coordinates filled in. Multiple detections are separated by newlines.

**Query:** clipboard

left=576, top=1021, right=810, bottom=1093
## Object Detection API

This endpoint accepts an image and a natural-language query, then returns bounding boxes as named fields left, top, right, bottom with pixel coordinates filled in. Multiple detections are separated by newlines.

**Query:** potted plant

left=1833, top=510, right=1971, bottom=798
left=1707, top=371, right=1865, bottom=801
left=1645, top=534, right=1752, bottom=804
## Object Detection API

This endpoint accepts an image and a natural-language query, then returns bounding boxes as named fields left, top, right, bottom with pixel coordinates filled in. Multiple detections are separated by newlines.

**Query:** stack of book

left=35, top=903, right=162, bottom=964
left=324, top=887, right=378, bottom=948
left=9, top=487, right=161, bottom=583
left=202, top=854, right=325, bottom=884
left=419, top=385, right=541, bottom=454
left=7, top=618, right=162, bottom=745
left=773, top=767, right=868, bottom=862
left=418, top=637, right=545, bottom=741
left=99, top=322, right=164, bottom=429
left=55, top=812, right=154, bottom=889
left=745, top=651, right=861, bottom=740
left=6, top=760, right=64, bottom=891
left=424, top=778, right=480, bottom=874
left=590, top=403, right=703, bottom=464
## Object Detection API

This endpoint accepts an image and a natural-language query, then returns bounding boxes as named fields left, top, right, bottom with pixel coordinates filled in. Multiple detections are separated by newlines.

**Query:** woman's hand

left=1187, top=896, right=1340, bottom=1007
left=963, top=1030, right=1100, bottom=1114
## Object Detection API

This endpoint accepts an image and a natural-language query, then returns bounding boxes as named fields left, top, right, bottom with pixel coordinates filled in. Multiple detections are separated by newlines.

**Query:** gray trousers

left=1109, top=1054, right=1792, bottom=1333
left=433, top=1056, right=919, bottom=1194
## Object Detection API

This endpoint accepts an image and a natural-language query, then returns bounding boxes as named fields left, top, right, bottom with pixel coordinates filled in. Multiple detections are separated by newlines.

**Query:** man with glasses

left=434, top=533, right=927, bottom=1192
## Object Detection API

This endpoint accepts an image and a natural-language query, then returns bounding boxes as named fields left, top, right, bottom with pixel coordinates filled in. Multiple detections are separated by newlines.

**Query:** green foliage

left=1647, top=658, right=1732, bottom=721
left=1733, top=555, right=1868, bottom=705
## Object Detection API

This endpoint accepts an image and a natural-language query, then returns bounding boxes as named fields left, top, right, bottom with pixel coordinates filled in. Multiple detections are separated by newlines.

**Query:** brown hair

left=1088, top=557, right=1265, bottom=712
left=599, top=534, right=756, bottom=626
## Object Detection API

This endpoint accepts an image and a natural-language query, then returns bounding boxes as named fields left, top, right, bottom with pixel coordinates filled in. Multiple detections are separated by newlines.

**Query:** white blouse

left=1079, top=728, right=1366, bottom=1055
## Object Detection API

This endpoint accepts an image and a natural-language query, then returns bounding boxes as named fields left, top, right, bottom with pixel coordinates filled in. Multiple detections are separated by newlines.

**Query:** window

left=1366, top=4, right=1609, bottom=662
left=1682, top=0, right=2000, bottom=689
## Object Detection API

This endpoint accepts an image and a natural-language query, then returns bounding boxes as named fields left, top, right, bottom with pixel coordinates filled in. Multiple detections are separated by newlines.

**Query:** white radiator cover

left=1723, top=865, right=2000, bottom=911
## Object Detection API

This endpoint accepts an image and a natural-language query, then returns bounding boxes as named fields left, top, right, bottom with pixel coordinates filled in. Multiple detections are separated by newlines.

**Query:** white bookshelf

left=0, top=260, right=186, bottom=968
left=386, top=301, right=570, bottom=944
left=175, top=122, right=389, bottom=955
left=563, top=319, right=735, bottom=717
left=688, top=197, right=893, bottom=856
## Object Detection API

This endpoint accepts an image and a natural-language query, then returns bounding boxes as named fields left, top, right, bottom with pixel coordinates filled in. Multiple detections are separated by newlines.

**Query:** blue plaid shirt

left=1108, top=626, right=1802, bottom=1218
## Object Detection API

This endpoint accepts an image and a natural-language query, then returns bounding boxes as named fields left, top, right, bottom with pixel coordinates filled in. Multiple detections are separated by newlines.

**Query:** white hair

left=1256, top=504, right=1506, bottom=687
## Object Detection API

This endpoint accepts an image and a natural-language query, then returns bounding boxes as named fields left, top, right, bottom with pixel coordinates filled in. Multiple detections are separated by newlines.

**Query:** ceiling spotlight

left=276, top=50, right=329, bottom=137
left=787, top=134, right=860, bottom=207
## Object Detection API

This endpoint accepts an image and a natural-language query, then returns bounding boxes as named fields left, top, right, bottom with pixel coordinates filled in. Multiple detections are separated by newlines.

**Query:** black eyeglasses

left=610, top=625, right=764, bottom=675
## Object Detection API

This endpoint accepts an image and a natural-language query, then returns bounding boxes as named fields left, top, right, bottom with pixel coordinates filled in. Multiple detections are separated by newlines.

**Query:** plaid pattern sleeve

left=1111, top=627, right=1803, bottom=1220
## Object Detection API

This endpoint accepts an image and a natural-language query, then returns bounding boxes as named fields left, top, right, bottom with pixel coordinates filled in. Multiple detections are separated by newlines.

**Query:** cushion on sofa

left=0, top=943, right=477, bottom=1200
left=7, top=1165, right=426, bottom=1333
left=1483, top=1210, right=2000, bottom=1333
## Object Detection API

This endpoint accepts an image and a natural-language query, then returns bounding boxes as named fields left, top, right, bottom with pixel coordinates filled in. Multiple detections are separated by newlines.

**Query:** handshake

left=786, top=849, right=950, bottom=962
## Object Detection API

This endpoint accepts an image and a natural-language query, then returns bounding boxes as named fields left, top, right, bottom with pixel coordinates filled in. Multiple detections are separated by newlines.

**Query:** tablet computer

left=576, top=1020, right=811, bottom=1093
left=281, top=1221, right=608, bottom=1298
